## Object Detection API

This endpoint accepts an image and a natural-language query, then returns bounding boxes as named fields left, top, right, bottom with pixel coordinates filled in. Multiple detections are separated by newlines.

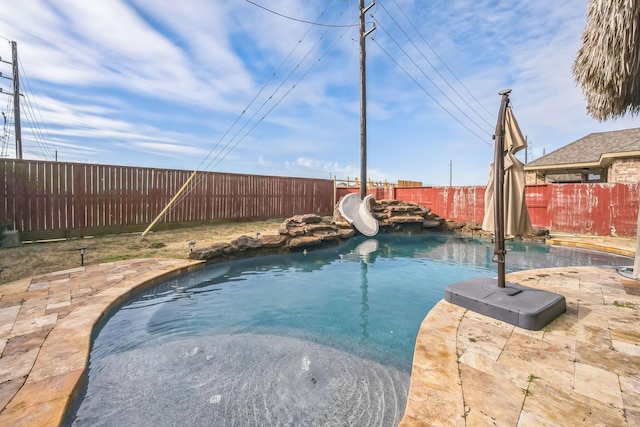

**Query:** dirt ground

left=0, top=220, right=283, bottom=285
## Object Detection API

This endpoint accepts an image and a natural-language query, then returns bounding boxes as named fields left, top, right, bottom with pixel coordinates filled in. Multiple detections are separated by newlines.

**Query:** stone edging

left=0, top=259, right=203, bottom=426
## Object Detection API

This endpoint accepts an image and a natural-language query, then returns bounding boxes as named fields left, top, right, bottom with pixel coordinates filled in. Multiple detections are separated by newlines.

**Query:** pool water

left=67, top=234, right=632, bottom=426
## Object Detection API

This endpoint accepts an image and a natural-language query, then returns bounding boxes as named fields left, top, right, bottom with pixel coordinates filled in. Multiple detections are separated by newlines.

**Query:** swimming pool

left=67, top=234, right=632, bottom=426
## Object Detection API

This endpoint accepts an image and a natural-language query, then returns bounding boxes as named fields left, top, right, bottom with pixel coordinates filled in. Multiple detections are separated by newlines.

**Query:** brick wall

left=608, top=158, right=640, bottom=183
left=525, top=171, right=544, bottom=185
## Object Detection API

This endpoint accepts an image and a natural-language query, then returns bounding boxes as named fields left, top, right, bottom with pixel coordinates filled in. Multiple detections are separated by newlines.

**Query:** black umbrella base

left=444, top=277, right=566, bottom=331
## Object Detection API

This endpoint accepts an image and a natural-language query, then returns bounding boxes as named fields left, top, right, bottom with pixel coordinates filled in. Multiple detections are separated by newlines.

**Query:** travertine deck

left=400, top=240, right=640, bottom=426
left=0, top=259, right=202, bottom=426
left=0, top=237, right=638, bottom=426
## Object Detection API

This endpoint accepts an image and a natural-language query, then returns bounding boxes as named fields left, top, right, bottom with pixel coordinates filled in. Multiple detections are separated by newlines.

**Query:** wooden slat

left=63, top=163, right=73, bottom=231
left=0, top=160, right=6, bottom=229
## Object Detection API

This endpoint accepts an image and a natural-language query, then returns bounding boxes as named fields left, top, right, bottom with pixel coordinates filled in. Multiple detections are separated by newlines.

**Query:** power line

left=208, top=21, right=354, bottom=173
left=162, top=2, right=355, bottom=218
left=201, top=15, right=345, bottom=174
left=190, top=1, right=352, bottom=178
left=386, top=0, right=495, bottom=119
left=18, top=60, right=55, bottom=160
left=1, top=97, right=11, bottom=158
left=377, top=0, right=494, bottom=128
left=245, top=0, right=358, bottom=28
left=371, top=37, right=491, bottom=145
left=373, top=17, right=493, bottom=138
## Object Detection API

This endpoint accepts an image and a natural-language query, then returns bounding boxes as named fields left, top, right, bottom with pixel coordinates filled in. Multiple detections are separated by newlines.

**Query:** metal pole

left=333, top=175, right=337, bottom=208
left=11, top=41, right=22, bottom=159
left=359, top=0, right=367, bottom=200
left=634, top=208, right=640, bottom=279
left=494, top=89, right=511, bottom=288
left=141, top=170, right=197, bottom=237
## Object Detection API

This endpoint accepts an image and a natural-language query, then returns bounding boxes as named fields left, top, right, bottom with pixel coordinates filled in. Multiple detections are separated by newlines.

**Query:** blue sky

left=0, top=0, right=637, bottom=186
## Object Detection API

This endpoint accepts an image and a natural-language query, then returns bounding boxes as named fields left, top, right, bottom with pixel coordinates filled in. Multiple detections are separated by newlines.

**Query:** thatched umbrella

left=573, top=0, right=640, bottom=120
left=573, top=0, right=640, bottom=278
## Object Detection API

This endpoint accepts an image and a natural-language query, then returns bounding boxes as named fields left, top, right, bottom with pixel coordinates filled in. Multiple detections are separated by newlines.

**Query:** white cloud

left=0, top=0, right=634, bottom=186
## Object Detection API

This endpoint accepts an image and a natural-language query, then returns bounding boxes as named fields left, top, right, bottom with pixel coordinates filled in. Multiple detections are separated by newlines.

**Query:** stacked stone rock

left=368, top=199, right=446, bottom=232
left=189, top=199, right=450, bottom=261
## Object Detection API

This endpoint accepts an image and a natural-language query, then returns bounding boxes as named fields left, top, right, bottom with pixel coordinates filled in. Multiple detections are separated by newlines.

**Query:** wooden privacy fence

left=0, top=160, right=334, bottom=240
left=336, top=182, right=640, bottom=237
left=3, top=159, right=638, bottom=240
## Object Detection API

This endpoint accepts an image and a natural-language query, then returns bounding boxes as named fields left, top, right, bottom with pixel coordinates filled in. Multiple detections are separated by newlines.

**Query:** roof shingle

left=526, top=127, right=640, bottom=167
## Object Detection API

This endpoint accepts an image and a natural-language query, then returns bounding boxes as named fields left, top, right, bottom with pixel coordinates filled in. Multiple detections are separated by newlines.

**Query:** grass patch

left=1, top=220, right=283, bottom=283
left=521, top=374, right=538, bottom=397
left=613, top=300, right=636, bottom=309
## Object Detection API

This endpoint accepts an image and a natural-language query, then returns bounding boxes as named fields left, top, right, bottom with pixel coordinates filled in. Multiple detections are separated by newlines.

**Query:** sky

left=0, top=0, right=638, bottom=186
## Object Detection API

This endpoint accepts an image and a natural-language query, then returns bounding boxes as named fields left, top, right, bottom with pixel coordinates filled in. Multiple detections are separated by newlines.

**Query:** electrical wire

left=200, top=13, right=346, bottom=173
left=160, top=1, right=354, bottom=220
left=0, top=39, right=13, bottom=158
left=372, top=16, right=493, bottom=141
left=0, top=36, right=55, bottom=160
left=207, top=21, right=354, bottom=173
left=20, top=95, right=55, bottom=160
left=378, top=0, right=494, bottom=127
left=245, top=0, right=357, bottom=28
left=192, top=4, right=336, bottom=175
left=371, top=36, right=492, bottom=146
left=1, top=94, right=13, bottom=158
left=387, top=0, right=495, bottom=120
left=18, top=58, right=56, bottom=160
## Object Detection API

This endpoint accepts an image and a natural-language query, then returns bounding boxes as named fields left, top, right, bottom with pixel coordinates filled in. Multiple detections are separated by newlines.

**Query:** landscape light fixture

left=77, top=247, right=87, bottom=266
left=188, top=241, right=196, bottom=252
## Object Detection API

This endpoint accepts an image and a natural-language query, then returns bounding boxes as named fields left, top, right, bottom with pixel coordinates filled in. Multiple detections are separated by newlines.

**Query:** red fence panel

left=394, top=187, right=437, bottom=210
left=335, top=182, right=639, bottom=237
left=545, top=183, right=639, bottom=236
left=525, top=185, right=550, bottom=229
left=394, top=186, right=485, bottom=223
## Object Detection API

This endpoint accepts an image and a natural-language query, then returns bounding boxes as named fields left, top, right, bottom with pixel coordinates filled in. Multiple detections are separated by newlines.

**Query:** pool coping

left=0, top=237, right=638, bottom=425
left=399, top=266, right=640, bottom=426
left=0, top=258, right=204, bottom=426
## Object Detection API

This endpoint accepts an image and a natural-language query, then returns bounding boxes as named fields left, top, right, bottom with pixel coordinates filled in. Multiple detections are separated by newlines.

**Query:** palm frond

left=573, top=0, right=640, bottom=120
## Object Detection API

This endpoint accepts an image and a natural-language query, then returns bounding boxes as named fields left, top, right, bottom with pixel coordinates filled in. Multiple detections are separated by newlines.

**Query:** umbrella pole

left=494, top=89, right=511, bottom=287
left=445, top=88, right=566, bottom=329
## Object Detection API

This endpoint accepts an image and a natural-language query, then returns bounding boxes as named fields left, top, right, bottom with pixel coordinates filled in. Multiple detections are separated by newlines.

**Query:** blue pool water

left=67, top=234, right=632, bottom=426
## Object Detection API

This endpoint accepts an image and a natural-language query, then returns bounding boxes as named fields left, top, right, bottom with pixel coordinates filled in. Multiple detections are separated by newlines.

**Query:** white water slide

left=338, top=193, right=379, bottom=237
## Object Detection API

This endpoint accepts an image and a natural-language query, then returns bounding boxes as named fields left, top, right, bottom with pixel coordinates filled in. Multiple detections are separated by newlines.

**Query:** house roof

left=524, top=127, right=640, bottom=171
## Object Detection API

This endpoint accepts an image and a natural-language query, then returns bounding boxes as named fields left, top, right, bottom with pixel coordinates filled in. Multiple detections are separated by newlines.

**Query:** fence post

left=333, top=175, right=337, bottom=208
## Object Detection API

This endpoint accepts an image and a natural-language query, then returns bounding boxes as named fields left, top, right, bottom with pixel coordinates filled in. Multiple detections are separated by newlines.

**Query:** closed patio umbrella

left=481, top=90, right=534, bottom=287
left=482, top=106, right=534, bottom=238
left=444, top=90, right=566, bottom=324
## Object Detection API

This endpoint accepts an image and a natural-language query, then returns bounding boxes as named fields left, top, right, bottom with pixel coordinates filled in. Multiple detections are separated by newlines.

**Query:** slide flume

left=338, top=193, right=379, bottom=237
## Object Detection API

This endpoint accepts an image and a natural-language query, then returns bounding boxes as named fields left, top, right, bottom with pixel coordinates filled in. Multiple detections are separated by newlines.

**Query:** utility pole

left=449, top=160, right=452, bottom=186
left=11, top=41, right=21, bottom=159
left=359, top=0, right=375, bottom=199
